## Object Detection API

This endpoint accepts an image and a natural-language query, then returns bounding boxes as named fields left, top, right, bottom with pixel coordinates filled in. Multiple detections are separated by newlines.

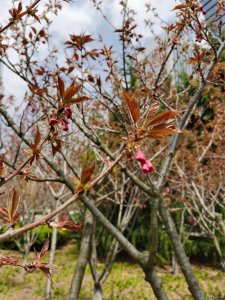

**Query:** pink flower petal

left=62, top=121, right=69, bottom=131
left=65, top=107, right=72, bottom=119
left=48, top=118, right=59, bottom=126
left=141, top=160, right=154, bottom=174
left=135, top=150, right=147, bottom=164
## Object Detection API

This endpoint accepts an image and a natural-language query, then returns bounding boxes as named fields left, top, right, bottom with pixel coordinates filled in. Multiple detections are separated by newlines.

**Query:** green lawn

left=0, top=243, right=224, bottom=299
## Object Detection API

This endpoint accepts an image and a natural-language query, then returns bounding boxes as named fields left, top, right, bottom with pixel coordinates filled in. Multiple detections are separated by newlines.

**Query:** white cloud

left=49, top=1, right=100, bottom=41
left=127, top=0, right=176, bottom=37
left=2, top=65, right=27, bottom=112
left=1, top=0, right=178, bottom=100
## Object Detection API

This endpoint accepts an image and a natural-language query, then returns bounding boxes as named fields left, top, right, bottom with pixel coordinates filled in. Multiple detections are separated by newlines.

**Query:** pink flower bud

left=48, top=118, right=59, bottom=126
left=65, top=107, right=72, bottom=119
left=62, top=121, right=69, bottom=131
left=135, top=150, right=147, bottom=164
left=202, top=9, right=206, bottom=15
left=141, top=160, right=154, bottom=174
left=200, top=7, right=206, bottom=15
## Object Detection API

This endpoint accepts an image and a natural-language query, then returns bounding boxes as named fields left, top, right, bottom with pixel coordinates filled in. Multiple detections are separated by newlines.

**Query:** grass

left=0, top=243, right=224, bottom=299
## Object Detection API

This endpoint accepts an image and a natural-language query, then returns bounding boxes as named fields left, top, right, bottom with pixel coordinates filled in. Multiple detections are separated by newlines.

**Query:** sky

left=0, top=0, right=178, bottom=103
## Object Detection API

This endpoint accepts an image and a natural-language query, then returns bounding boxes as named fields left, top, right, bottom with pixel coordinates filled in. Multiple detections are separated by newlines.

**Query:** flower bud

left=65, top=107, right=72, bottom=119
left=135, top=150, right=146, bottom=164
left=201, top=9, right=206, bottom=15
left=62, top=121, right=69, bottom=131
left=141, top=160, right=154, bottom=174
left=48, top=118, right=59, bottom=126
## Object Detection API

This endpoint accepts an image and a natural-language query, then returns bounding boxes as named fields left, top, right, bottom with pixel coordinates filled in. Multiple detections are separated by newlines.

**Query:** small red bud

left=200, top=7, right=206, bottom=15
left=135, top=150, right=147, bottom=164
left=141, top=160, right=154, bottom=174
left=187, top=216, right=196, bottom=225
left=135, top=149, right=154, bottom=174
left=48, top=118, right=59, bottom=126
left=65, top=107, right=72, bottom=119
left=62, top=121, right=69, bottom=131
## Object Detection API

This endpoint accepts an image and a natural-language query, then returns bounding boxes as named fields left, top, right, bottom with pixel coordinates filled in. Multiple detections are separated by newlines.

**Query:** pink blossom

left=135, top=149, right=154, bottom=174
left=62, top=121, right=69, bottom=131
left=65, top=107, right=72, bottom=119
left=141, top=160, right=154, bottom=174
left=48, top=118, right=59, bottom=126
left=135, top=150, right=146, bottom=164
left=201, top=9, right=206, bottom=15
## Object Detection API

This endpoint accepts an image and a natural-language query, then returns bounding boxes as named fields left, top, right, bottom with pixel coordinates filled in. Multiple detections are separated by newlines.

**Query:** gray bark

left=172, top=255, right=179, bottom=275
left=68, top=209, right=94, bottom=300
left=212, top=235, right=225, bottom=272
left=20, top=245, right=30, bottom=277
left=82, top=196, right=168, bottom=300
left=93, top=283, right=102, bottom=300
left=159, top=201, right=205, bottom=300
left=45, top=226, right=58, bottom=299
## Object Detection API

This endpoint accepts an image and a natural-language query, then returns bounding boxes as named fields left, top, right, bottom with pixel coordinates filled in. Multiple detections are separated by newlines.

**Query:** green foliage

left=95, top=199, right=225, bottom=265
left=34, top=225, right=80, bottom=249
left=158, top=229, right=172, bottom=262
left=0, top=224, right=79, bottom=251
left=32, top=225, right=52, bottom=248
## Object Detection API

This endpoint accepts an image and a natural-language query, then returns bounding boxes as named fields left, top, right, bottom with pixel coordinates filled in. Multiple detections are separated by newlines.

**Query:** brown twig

left=0, top=151, right=124, bottom=241
left=0, top=0, right=41, bottom=34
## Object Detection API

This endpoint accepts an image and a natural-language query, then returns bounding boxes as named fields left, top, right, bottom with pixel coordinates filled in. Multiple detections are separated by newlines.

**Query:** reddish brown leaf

left=31, top=26, right=37, bottom=34
left=61, top=221, right=81, bottom=231
left=10, top=189, right=20, bottom=220
left=147, top=101, right=160, bottom=120
left=18, top=2, right=23, bottom=13
left=49, top=220, right=81, bottom=232
left=24, top=261, right=53, bottom=282
left=0, top=156, right=4, bottom=178
left=34, top=126, right=41, bottom=146
left=69, top=96, right=90, bottom=104
left=123, top=90, right=140, bottom=123
left=38, top=263, right=52, bottom=281
left=39, top=239, right=49, bottom=259
left=51, top=138, right=62, bottom=157
left=0, top=255, right=19, bottom=267
left=147, top=133, right=165, bottom=141
left=147, top=110, right=180, bottom=127
left=23, top=239, right=52, bottom=281
left=33, top=14, right=41, bottom=24
left=58, top=76, right=65, bottom=98
left=80, top=156, right=95, bottom=185
left=172, top=4, right=187, bottom=10
left=147, top=127, right=181, bottom=141
left=2, top=188, right=21, bottom=226
left=63, top=85, right=81, bottom=103
left=0, top=208, right=10, bottom=223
